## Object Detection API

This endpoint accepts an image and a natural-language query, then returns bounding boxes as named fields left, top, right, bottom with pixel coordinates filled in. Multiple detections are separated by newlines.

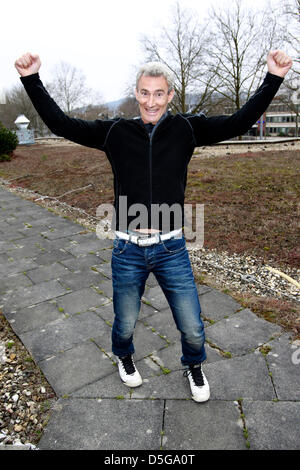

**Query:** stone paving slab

left=205, top=308, right=282, bottom=355
left=14, top=214, right=61, bottom=226
left=38, top=340, right=113, bottom=396
left=146, top=272, right=159, bottom=288
left=18, top=223, right=62, bottom=238
left=243, top=400, right=300, bottom=450
left=4, top=300, right=65, bottom=335
left=25, top=261, right=71, bottom=283
left=32, top=247, right=72, bottom=265
left=0, top=272, right=34, bottom=295
left=19, top=310, right=110, bottom=362
left=65, top=232, right=112, bottom=248
left=141, top=309, right=179, bottom=343
left=198, top=289, right=241, bottom=322
left=266, top=335, right=300, bottom=400
left=0, top=252, right=9, bottom=262
left=38, top=398, right=165, bottom=450
left=139, top=302, right=160, bottom=320
left=132, top=370, right=193, bottom=400
left=96, top=249, right=112, bottom=262
left=2, top=244, right=48, bottom=262
left=58, top=266, right=106, bottom=291
left=0, top=228, right=28, bottom=241
left=163, top=400, right=246, bottom=450
left=143, top=285, right=170, bottom=311
left=5, top=234, right=51, bottom=252
left=54, top=286, right=111, bottom=315
left=0, top=240, right=17, bottom=252
left=97, top=278, right=114, bottom=298
left=63, top=238, right=113, bottom=257
left=71, top=370, right=132, bottom=399
left=40, top=225, right=85, bottom=240
left=2, top=279, right=69, bottom=311
left=204, top=353, right=276, bottom=400
left=59, top=253, right=103, bottom=271
left=0, top=258, right=38, bottom=278
left=92, top=261, right=112, bottom=279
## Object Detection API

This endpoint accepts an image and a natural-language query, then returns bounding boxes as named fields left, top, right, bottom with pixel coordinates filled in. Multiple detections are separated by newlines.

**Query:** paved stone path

left=0, top=186, right=299, bottom=450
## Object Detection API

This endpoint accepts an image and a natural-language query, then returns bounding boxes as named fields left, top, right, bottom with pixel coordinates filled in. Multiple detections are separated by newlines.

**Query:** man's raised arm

left=15, top=53, right=113, bottom=150
left=187, top=50, right=293, bottom=146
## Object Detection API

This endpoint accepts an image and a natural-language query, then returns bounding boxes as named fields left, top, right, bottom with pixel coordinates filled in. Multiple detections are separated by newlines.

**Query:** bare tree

left=206, top=0, right=279, bottom=114
left=47, top=62, right=93, bottom=114
left=140, top=1, right=215, bottom=114
left=1, top=84, right=47, bottom=135
left=282, top=0, right=300, bottom=73
left=266, top=0, right=300, bottom=136
left=73, top=103, right=111, bottom=120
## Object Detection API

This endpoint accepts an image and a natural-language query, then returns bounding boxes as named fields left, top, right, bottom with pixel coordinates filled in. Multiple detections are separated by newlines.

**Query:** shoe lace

left=120, top=355, right=135, bottom=375
left=183, top=364, right=204, bottom=386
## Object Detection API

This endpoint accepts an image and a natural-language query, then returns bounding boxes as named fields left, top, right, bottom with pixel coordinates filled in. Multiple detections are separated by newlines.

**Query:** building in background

left=224, top=83, right=300, bottom=139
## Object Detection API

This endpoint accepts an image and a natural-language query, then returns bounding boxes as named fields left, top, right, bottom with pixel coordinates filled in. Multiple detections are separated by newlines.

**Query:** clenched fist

left=15, top=53, right=41, bottom=77
left=267, top=50, right=292, bottom=78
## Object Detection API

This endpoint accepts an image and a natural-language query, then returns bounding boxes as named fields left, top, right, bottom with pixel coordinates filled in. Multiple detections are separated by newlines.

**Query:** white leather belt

left=115, top=228, right=182, bottom=247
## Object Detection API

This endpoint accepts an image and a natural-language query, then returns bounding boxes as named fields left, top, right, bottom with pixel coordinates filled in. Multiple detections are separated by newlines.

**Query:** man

left=15, top=50, right=292, bottom=402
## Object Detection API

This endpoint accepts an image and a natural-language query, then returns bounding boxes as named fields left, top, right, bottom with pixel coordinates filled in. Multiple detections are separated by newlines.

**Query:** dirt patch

left=187, top=148, right=300, bottom=268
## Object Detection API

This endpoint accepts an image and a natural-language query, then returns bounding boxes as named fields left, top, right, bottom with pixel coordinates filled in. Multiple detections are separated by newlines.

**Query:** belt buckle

left=137, top=236, right=153, bottom=247
left=137, top=234, right=160, bottom=246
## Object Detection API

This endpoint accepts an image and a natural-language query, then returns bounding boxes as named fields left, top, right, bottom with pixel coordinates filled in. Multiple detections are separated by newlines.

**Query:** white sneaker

left=184, top=363, right=210, bottom=402
left=117, top=355, right=143, bottom=388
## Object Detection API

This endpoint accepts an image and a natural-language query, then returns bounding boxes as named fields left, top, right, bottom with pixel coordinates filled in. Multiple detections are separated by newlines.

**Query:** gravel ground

left=0, top=138, right=299, bottom=448
left=193, top=138, right=300, bottom=158
left=35, top=136, right=300, bottom=154
left=0, top=312, right=56, bottom=449
left=189, top=247, right=299, bottom=302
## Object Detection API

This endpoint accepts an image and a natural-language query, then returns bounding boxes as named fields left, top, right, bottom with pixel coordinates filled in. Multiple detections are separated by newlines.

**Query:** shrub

left=0, top=121, right=18, bottom=161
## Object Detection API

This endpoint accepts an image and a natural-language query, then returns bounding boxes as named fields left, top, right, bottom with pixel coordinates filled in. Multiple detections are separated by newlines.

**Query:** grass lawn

left=186, top=149, right=299, bottom=268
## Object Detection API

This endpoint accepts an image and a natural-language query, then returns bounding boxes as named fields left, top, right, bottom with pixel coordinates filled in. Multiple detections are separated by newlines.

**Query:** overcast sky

left=1, top=0, right=280, bottom=103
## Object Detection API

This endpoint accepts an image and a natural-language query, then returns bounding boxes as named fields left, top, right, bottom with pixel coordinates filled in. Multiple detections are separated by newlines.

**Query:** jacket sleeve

left=186, top=72, right=284, bottom=146
left=20, top=73, right=114, bottom=150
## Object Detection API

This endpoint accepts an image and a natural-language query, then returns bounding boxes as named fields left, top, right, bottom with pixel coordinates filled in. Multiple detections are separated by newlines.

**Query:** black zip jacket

left=20, top=72, right=283, bottom=232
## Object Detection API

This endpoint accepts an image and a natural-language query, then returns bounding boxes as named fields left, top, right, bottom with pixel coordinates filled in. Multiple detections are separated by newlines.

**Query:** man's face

left=135, top=75, right=174, bottom=125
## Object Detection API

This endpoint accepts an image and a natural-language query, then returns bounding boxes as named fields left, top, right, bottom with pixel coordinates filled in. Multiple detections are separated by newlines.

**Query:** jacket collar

left=138, top=111, right=171, bottom=136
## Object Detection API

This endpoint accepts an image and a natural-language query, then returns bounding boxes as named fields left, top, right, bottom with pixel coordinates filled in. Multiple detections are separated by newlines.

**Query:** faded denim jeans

left=111, top=235, right=206, bottom=366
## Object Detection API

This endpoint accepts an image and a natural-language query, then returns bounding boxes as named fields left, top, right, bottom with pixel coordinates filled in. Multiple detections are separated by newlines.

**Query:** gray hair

left=136, top=62, right=175, bottom=93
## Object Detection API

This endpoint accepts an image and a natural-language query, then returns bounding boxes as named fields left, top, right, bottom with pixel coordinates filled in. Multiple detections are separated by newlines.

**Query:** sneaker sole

left=121, top=377, right=143, bottom=388
left=191, top=391, right=210, bottom=403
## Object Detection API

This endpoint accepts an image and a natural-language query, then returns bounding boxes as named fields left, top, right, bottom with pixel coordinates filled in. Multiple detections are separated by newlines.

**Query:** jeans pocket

left=162, top=236, right=186, bottom=254
left=112, top=238, right=128, bottom=255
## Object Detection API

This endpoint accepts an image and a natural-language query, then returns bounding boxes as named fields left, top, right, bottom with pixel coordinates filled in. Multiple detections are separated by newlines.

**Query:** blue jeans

left=111, top=235, right=206, bottom=366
